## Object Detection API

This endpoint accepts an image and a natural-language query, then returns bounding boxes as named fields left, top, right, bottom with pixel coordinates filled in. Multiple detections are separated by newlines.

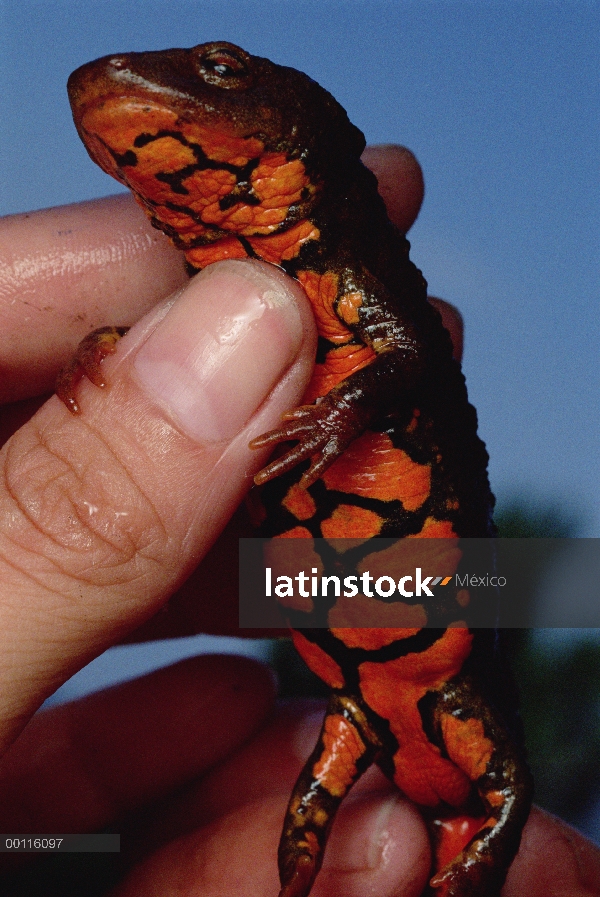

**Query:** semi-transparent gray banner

left=239, top=538, right=600, bottom=628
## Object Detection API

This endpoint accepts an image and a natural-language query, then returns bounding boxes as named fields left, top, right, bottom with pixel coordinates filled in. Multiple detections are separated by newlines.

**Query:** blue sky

left=1, top=1, right=599, bottom=534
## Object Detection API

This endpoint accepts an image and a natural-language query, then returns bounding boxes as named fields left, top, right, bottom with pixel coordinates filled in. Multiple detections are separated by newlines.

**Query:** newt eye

left=195, top=43, right=252, bottom=88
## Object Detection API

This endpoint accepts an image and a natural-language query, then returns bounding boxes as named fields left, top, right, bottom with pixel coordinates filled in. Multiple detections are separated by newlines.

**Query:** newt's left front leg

left=278, top=691, right=381, bottom=897
left=252, top=263, right=427, bottom=487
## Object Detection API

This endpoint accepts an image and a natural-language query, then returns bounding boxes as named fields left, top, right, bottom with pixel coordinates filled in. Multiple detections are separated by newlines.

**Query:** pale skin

left=0, top=146, right=597, bottom=896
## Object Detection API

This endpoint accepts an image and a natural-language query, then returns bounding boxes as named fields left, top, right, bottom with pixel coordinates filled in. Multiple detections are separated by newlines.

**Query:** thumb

left=0, top=259, right=315, bottom=751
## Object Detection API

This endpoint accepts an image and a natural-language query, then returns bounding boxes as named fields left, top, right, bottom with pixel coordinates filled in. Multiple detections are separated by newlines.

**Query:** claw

left=249, top=428, right=290, bottom=451
left=250, top=391, right=367, bottom=486
left=249, top=416, right=318, bottom=450
left=281, top=404, right=316, bottom=421
left=56, top=326, right=129, bottom=414
left=298, top=452, right=332, bottom=488
left=252, top=441, right=313, bottom=485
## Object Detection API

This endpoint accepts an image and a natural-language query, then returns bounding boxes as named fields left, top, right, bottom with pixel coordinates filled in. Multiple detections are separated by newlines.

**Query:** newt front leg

left=56, top=325, right=129, bottom=413
left=252, top=263, right=427, bottom=486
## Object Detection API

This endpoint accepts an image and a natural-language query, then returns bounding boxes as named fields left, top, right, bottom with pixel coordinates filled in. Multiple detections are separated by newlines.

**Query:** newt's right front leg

left=56, top=325, right=129, bottom=413
left=278, top=692, right=381, bottom=897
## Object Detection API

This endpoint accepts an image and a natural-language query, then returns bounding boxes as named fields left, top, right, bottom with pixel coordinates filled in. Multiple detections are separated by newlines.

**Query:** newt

left=62, top=41, right=532, bottom=896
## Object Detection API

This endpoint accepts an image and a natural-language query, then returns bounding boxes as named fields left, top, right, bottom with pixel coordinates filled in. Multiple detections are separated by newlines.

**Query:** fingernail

left=329, top=791, right=402, bottom=872
left=325, top=790, right=430, bottom=896
left=133, top=261, right=303, bottom=442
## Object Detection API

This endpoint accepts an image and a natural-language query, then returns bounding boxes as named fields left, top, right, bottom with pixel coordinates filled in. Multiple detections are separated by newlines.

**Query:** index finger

left=0, top=195, right=186, bottom=403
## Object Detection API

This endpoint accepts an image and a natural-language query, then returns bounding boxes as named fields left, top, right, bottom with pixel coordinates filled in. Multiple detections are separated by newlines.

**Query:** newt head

left=67, top=41, right=365, bottom=248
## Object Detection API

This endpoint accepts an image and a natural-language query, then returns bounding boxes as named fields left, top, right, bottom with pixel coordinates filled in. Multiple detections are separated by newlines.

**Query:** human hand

left=0, top=146, right=597, bottom=896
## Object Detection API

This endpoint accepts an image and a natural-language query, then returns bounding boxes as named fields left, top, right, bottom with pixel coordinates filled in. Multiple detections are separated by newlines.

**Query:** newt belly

left=63, top=41, right=532, bottom=897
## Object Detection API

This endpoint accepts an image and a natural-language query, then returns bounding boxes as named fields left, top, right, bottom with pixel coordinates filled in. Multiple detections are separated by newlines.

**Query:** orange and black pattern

left=63, top=41, right=532, bottom=897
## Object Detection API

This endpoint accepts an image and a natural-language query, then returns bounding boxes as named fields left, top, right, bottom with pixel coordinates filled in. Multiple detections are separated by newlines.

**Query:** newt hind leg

left=56, top=325, right=129, bottom=413
left=278, top=692, right=381, bottom=897
left=424, top=676, right=533, bottom=897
